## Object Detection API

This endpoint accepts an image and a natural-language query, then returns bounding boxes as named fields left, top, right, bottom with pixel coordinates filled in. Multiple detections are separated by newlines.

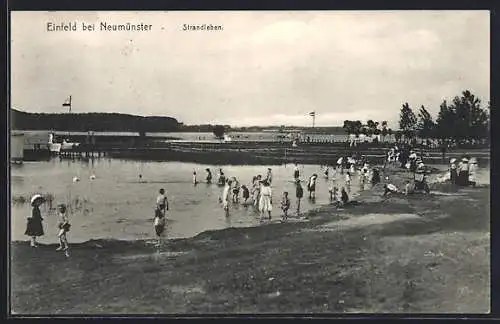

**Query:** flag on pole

left=309, top=111, right=315, bottom=117
left=62, top=96, right=71, bottom=107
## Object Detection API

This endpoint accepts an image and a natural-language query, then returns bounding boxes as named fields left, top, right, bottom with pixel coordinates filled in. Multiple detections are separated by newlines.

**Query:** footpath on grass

left=11, top=168, right=490, bottom=314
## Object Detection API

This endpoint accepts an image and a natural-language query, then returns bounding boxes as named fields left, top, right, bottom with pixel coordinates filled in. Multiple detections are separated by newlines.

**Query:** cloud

left=11, top=11, right=489, bottom=127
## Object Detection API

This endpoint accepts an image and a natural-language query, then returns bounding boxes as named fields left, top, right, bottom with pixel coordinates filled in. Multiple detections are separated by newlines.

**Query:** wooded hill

left=10, top=109, right=182, bottom=132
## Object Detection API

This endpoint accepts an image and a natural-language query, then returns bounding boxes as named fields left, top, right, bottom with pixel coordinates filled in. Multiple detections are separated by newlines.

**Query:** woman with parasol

left=25, top=194, right=46, bottom=247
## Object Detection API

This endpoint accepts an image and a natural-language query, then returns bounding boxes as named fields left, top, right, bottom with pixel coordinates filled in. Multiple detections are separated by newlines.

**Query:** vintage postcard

left=9, top=10, right=490, bottom=315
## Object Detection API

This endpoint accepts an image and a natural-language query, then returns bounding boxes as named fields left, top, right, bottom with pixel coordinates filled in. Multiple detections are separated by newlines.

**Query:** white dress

left=222, top=185, right=230, bottom=210
left=468, top=163, right=477, bottom=182
left=259, top=186, right=272, bottom=212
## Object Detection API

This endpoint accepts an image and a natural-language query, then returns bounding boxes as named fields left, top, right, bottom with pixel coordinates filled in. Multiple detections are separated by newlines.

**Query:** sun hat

left=30, top=194, right=44, bottom=206
left=461, top=157, right=469, bottom=162
left=450, top=158, right=457, bottom=164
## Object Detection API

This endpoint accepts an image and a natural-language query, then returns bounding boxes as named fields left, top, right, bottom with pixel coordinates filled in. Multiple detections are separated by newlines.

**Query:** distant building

left=11, top=130, right=51, bottom=160
left=10, top=133, right=24, bottom=163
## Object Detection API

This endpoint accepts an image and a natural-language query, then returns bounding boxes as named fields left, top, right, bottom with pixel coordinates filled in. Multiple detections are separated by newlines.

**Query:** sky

left=11, top=11, right=490, bottom=127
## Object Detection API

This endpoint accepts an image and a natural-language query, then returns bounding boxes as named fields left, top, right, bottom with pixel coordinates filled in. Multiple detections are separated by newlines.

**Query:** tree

left=455, top=90, right=489, bottom=142
left=435, top=90, right=489, bottom=144
left=416, top=105, right=436, bottom=139
left=373, top=121, right=381, bottom=136
left=366, top=120, right=375, bottom=136
left=366, top=120, right=380, bottom=137
left=352, top=120, right=363, bottom=136
left=394, top=130, right=402, bottom=143
left=435, top=100, right=455, bottom=142
left=342, top=120, right=354, bottom=134
left=212, top=125, right=226, bottom=139
left=380, top=121, right=388, bottom=142
left=343, top=120, right=363, bottom=136
left=399, top=102, right=417, bottom=142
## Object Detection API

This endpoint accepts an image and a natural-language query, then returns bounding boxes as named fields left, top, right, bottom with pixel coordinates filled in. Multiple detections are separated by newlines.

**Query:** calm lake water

left=11, top=159, right=362, bottom=244
left=11, top=158, right=490, bottom=244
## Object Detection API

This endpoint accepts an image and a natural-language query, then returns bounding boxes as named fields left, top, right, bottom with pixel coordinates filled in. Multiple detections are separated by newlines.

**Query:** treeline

left=11, top=109, right=182, bottom=133
left=342, top=90, right=490, bottom=145
left=342, top=120, right=392, bottom=137
left=398, top=90, right=489, bottom=144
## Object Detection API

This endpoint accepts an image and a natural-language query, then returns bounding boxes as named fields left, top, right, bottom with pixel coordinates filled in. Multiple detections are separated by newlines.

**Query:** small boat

left=48, top=133, right=80, bottom=152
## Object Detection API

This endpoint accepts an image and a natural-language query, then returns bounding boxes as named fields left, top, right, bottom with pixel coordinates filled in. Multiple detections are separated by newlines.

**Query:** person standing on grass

left=153, top=206, right=166, bottom=247
left=468, top=157, right=478, bottom=187
left=458, top=157, right=470, bottom=186
left=449, top=158, right=458, bottom=185
left=156, top=188, right=169, bottom=218
left=25, top=194, right=45, bottom=247
left=371, top=168, right=381, bottom=186
left=56, top=204, right=71, bottom=256
left=280, top=191, right=291, bottom=222
left=360, top=163, right=369, bottom=190
left=340, top=187, right=349, bottom=208
left=295, top=179, right=304, bottom=215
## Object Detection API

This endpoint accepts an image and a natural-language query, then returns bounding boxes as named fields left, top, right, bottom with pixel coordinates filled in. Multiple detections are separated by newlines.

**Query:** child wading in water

left=307, top=174, right=318, bottom=199
left=25, top=194, right=45, bottom=247
left=280, top=191, right=291, bottom=222
left=258, top=180, right=273, bottom=222
left=295, top=179, right=304, bottom=216
left=153, top=207, right=166, bottom=247
left=205, top=168, right=212, bottom=184
left=241, top=185, right=250, bottom=205
left=56, top=204, right=71, bottom=256
left=193, top=171, right=198, bottom=185
left=156, top=188, right=169, bottom=217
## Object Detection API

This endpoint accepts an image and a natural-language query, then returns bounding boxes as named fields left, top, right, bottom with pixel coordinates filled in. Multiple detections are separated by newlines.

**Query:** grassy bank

left=11, top=175, right=490, bottom=314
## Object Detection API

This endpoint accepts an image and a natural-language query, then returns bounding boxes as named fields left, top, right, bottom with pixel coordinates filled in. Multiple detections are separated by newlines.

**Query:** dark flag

left=62, top=96, right=71, bottom=107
